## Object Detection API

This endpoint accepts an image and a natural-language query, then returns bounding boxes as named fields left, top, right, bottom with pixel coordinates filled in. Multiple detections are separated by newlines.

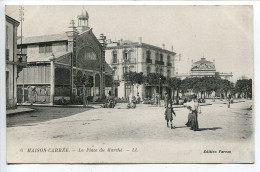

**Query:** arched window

left=112, top=51, right=117, bottom=63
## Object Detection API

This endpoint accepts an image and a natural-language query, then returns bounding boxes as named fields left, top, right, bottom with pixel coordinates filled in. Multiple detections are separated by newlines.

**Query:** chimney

left=162, top=44, right=165, bottom=50
left=138, top=37, right=142, bottom=44
left=171, top=46, right=173, bottom=52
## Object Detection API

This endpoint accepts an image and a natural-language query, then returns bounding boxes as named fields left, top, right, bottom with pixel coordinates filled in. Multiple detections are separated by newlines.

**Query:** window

left=155, top=52, right=159, bottom=61
left=129, top=66, right=135, bottom=72
left=112, top=51, right=117, bottom=63
left=156, top=67, right=159, bottom=74
left=146, top=50, right=151, bottom=59
left=39, top=43, right=52, bottom=53
left=123, top=50, right=128, bottom=60
left=6, top=25, right=8, bottom=49
left=128, top=50, right=135, bottom=63
left=167, top=70, right=171, bottom=78
left=160, top=68, right=163, bottom=75
left=6, top=49, right=9, bottom=61
left=39, top=44, right=45, bottom=53
left=160, top=53, right=164, bottom=62
left=17, top=45, right=27, bottom=54
left=123, top=66, right=129, bottom=74
left=45, top=43, right=52, bottom=53
left=167, top=55, right=170, bottom=63
left=147, top=66, right=151, bottom=75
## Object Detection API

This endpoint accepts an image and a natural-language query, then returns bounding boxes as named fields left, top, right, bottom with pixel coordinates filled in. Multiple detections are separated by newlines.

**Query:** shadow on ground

left=7, top=106, right=91, bottom=128
left=198, top=127, right=222, bottom=131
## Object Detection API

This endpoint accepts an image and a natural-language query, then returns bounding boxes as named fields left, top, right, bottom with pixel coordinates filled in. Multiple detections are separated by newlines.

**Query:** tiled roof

left=18, top=33, right=68, bottom=45
left=27, top=51, right=71, bottom=63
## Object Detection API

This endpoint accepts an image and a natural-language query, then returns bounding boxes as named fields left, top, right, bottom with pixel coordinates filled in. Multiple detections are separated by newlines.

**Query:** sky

left=6, top=5, right=254, bottom=81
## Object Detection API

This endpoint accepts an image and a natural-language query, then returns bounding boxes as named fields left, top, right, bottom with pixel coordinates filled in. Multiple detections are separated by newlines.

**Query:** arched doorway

left=95, top=73, right=100, bottom=96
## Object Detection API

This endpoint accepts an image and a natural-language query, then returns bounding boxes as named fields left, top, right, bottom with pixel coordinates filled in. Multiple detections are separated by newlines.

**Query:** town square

left=4, top=5, right=254, bottom=163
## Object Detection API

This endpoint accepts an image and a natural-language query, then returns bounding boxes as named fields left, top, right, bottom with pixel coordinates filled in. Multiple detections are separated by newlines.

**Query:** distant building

left=176, top=57, right=233, bottom=81
left=105, top=38, right=176, bottom=99
left=17, top=9, right=112, bottom=104
left=5, top=15, right=26, bottom=108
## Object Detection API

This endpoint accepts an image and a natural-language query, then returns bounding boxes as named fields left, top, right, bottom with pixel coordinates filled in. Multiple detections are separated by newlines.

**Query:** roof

left=27, top=51, right=71, bottom=63
left=18, top=33, right=68, bottom=45
left=104, top=61, right=113, bottom=74
left=191, top=58, right=216, bottom=71
left=193, top=57, right=214, bottom=65
left=106, top=40, right=175, bottom=55
left=6, top=15, right=20, bottom=26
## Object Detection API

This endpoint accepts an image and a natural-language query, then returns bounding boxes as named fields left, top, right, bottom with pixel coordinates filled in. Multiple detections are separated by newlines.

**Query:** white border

left=0, top=1, right=259, bottom=172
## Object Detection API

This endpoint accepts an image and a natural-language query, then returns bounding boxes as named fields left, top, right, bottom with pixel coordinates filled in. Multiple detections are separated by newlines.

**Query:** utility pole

left=99, top=33, right=107, bottom=100
left=19, top=6, right=25, bottom=103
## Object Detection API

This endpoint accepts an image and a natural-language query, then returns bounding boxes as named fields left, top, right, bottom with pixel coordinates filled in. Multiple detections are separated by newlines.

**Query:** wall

left=17, top=64, right=51, bottom=85
left=6, top=19, right=18, bottom=108
left=26, top=41, right=68, bottom=56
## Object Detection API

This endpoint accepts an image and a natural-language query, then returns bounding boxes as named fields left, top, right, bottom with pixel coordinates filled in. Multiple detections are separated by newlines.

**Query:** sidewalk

left=18, top=102, right=98, bottom=108
left=6, top=107, right=35, bottom=115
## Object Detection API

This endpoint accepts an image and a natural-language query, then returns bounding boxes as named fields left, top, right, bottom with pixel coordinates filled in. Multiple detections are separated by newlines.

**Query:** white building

left=5, top=15, right=26, bottom=108
left=105, top=38, right=176, bottom=99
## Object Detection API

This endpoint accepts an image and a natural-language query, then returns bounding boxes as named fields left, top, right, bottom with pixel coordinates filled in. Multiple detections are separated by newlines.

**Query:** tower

left=77, top=8, right=90, bottom=33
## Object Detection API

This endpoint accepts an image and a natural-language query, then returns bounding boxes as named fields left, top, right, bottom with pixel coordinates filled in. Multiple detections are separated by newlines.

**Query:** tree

left=235, top=79, right=252, bottom=99
left=74, top=73, right=93, bottom=107
left=167, top=77, right=181, bottom=101
left=123, top=72, right=144, bottom=95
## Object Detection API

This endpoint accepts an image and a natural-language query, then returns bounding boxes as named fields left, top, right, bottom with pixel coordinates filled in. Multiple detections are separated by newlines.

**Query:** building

left=105, top=38, right=176, bottom=99
left=6, top=15, right=27, bottom=108
left=17, top=9, right=112, bottom=105
left=176, top=57, right=233, bottom=81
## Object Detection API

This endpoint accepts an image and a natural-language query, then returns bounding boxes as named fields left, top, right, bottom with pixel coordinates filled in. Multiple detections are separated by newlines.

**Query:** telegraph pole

left=19, top=6, right=25, bottom=103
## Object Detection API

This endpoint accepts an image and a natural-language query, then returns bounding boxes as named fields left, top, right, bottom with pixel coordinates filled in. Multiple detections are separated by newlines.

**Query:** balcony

left=155, top=60, right=164, bottom=65
left=110, top=59, right=119, bottom=64
left=167, top=62, right=172, bottom=67
left=120, top=58, right=136, bottom=64
left=146, top=58, right=152, bottom=64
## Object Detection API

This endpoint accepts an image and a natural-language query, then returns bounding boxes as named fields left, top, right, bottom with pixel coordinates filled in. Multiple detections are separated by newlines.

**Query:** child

left=164, top=101, right=176, bottom=129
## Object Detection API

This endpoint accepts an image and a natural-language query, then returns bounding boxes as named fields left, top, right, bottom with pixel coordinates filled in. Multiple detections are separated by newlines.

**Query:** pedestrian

left=164, top=101, right=176, bottom=129
left=184, top=94, right=201, bottom=131
left=227, top=97, right=231, bottom=108
left=164, top=91, right=169, bottom=108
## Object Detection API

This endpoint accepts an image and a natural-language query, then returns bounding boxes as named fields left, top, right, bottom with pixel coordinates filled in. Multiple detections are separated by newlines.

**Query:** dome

left=191, top=57, right=216, bottom=71
left=77, top=9, right=89, bottom=20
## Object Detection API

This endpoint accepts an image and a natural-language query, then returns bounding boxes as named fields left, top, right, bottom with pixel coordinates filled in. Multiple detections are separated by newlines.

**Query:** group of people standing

left=164, top=93, right=202, bottom=131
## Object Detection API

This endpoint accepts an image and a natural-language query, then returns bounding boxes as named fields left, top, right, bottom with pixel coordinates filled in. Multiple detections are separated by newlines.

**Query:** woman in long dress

left=184, top=95, right=201, bottom=131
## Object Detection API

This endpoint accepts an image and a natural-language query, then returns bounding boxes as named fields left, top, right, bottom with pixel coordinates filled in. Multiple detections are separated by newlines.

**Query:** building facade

left=105, top=39, right=176, bottom=100
left=5, top=15, right=26, bottom=108
left=176, top=57, right=233, bottom=81
left=17, top=10, right=112, bottom=104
